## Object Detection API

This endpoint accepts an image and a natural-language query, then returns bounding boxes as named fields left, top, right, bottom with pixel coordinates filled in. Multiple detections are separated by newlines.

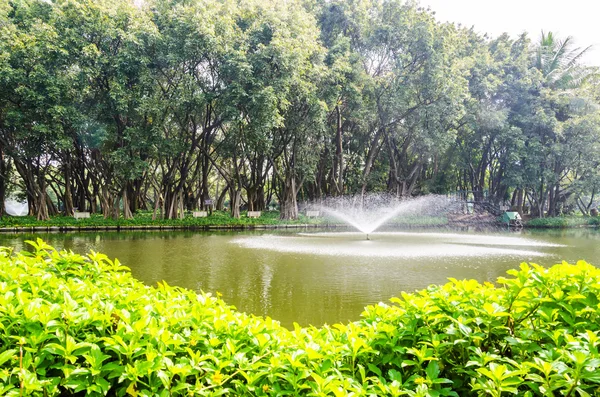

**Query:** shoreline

left=1, top=216, right=597, bottom=233
left=0, top=221, right=454, bottom=233
left=0, top=223, right=516, bottom=233
left=0, top=223, right=333, bottom=233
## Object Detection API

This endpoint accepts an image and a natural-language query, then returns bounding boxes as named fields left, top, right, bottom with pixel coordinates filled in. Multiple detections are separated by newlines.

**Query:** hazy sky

left=421, top=0, right=600, bottom=66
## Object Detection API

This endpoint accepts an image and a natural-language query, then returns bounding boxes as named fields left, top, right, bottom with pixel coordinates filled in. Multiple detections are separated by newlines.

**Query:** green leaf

left=0, top=350, right=17, bottom=367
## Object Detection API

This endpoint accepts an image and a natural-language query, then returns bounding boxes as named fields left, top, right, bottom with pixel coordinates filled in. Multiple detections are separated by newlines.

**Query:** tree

left=534, top=31, right=592, bottom=89
left=0, top=0, right=79, bottom=220
left=517, top=32, right=597, bottom=216
left=2, top=0, right=599, bottom=221
left=65, top=0, right=157, bottom=219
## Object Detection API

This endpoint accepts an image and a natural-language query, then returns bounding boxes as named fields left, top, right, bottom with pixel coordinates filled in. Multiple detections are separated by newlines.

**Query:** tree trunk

left=247, top=186, right=256, bottom=212
left=547, top=183, right=561, bottom=217
left=280, top=173, right=298, bottom=220
left=216, top=182, right=229, bottom=211
left=0, top=145, right=6, bottom=217
left=246, top=184, right=266, bottom=211
left=514, top=188, right=524, bottom=214
left=15, top=161, right=50, bottom=220
left=314, top=144, right=328, bottom=198
left=256, top=185, right=265, bottom=211
left=100, top=185, right=113, bottom=219
left=64, top=159, right=75, bottom=216
left=112, top=195, right=120, bottom=220
left=75, top=148, right=89, bottom=211
left=331, top=105, right=344, bottom=195
left=164, top=190, right=177, bottom=219
left=200, top=150, right=211, bottom=210
left=162, top=178, right=187, bottom=219
left=46, top=194, right=58, bottom=216
left=152, top=189, right=161, bottom=221
left=404, top=163, right=422, bottom=196
left=230, top=188, right=241, bottom=219
left=122, top=187, right=133, bottom=219
left=361, top=127, right=385, bottom=199
left=89, top=180, right=98, bottom=214
left=178, top=190, right=185, bottom=219
left=34, top=180, right=49, bottom=221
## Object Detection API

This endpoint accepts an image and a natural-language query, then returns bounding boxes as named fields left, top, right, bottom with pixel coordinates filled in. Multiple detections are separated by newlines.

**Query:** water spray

left=317, top=194, right=452, bottom=237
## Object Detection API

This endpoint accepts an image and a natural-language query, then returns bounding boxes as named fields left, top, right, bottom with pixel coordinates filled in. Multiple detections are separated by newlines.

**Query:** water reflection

left=1, top=227, right=599, bottom=328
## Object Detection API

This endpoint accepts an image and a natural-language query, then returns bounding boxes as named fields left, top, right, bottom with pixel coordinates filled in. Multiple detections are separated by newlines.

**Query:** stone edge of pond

left=0, top=223, right=353, bottom=233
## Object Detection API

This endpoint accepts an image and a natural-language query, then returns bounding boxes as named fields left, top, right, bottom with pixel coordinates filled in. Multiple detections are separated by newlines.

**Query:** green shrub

left=586, top=216, right=600, bottom=226
left=0, top=210, right=317, bottom=229
left=526, top=216, right=596, bottom=228
left=1, top=240, right=600, bottom=395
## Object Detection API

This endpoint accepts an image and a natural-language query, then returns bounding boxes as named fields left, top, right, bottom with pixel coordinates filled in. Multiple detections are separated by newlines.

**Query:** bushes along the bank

left=1, top=240, right=600, bottom=395
left=526, top=216, right=600, bottom=228
left=0, top=211, right=289, bottom=229
left=0, top=212, right=449, bottom=230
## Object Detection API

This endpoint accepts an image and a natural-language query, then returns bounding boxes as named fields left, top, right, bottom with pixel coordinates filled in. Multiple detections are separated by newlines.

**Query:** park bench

left=247, top=211, right=261, bottom=218
left=306, top=210, right=320, bottom=218
left=192, top=211, right=208, bottom=218
left=73, top=211, right=90, bottom=219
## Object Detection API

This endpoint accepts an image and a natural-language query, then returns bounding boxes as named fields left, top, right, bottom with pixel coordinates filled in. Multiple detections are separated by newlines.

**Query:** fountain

left=232, top=193, right=562, bottom=261
left=315, top=194, right=455, bottom=239
left=1, top=193, right=575, bottom=329
left=210, top=195, right=564, bottom=325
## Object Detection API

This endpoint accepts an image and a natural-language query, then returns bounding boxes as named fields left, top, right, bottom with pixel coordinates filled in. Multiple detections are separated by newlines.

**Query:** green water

left=1, top=227, right=599, bottom=328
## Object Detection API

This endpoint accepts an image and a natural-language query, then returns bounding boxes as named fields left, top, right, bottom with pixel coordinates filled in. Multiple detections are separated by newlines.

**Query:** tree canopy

left=1, top=0, right=599, bottom=220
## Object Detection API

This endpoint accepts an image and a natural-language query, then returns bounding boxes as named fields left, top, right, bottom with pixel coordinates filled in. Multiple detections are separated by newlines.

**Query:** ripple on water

left=299, top=232, right=565, bottom=247
left=231, top=233, right=553, bottom=259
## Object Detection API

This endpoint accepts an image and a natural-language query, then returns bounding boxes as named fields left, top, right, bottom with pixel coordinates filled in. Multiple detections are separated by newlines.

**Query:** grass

left=525, top=216, right=600, bottom=228
left=0, top=210, right=322, bottom=229
left=5, top=211, right=600, bottom=230
left=0, top=211, right=450, bottom=229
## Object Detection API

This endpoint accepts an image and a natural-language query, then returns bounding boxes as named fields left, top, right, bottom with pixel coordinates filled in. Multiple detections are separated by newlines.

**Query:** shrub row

left=1, top=240, right=599, bottom=395
left=526, top=216, right=600, bottom=228
left=0, top=212, right=448, bottom=229
left=0, top=211, right=299, bottom=229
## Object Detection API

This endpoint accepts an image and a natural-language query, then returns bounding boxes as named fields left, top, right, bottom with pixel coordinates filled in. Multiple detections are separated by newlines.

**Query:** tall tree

left=518, top=32, right=596, bottom=216
left=534, top=31, right=592, bottom=89
left=0, top=0, right=79, bottom=219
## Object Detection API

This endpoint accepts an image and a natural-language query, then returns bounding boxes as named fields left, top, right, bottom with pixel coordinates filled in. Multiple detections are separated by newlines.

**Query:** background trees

left=1, top=0, right=598, bottom=220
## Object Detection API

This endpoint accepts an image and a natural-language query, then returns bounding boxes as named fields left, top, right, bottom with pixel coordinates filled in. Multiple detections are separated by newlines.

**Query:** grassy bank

left=4, top=211, right=600, bottom=231
left=525, top=216, right=600, bottom=228
left=1, top=240, right=600, bottom=395
left=0, top=211, right=448, bottom=230
left=0, top=210, right=316, bottom=230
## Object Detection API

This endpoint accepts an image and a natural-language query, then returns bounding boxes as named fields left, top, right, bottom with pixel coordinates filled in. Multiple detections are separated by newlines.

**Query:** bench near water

left=247, top=211, right=261, bottom=218
left=73, top=211, right=90, bottom=219
left=192, top=211, right=208, bottom=218
left=306, top=210, right=320, bottom=218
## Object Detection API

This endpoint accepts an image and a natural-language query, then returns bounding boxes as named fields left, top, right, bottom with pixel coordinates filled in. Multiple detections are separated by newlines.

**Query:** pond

left=1, top=227, right=599, bottom=328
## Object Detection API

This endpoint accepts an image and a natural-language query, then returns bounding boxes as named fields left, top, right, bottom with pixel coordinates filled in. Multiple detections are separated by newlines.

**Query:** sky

left=421, top=0, right=600, bottom=67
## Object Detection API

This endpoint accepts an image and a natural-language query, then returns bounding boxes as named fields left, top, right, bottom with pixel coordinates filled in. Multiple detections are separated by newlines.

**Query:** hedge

left=1, top=240, right=599, bottom=396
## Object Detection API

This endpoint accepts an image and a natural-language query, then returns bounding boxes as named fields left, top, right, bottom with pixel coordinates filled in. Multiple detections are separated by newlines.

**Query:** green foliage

left=2, top=241, right=600, bottom=395
left=526, top=216, right=600, bottom=228
left=0, top=210, right=311, bottom=228
left=0, top=212, right=449, bottom=228
left=2, top=0, right=600, bottom=221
